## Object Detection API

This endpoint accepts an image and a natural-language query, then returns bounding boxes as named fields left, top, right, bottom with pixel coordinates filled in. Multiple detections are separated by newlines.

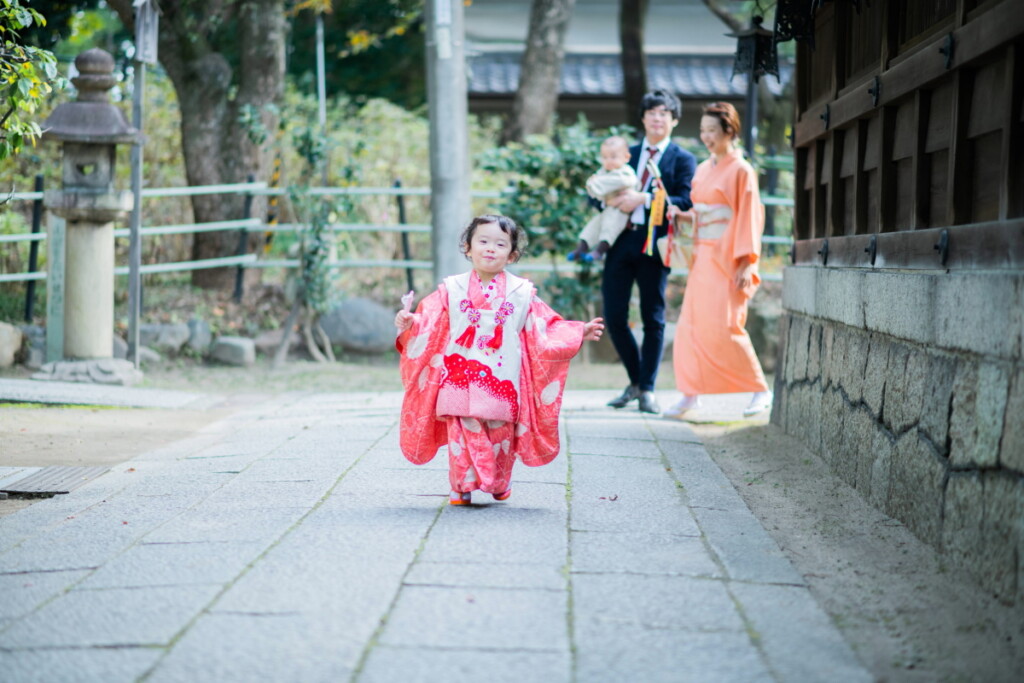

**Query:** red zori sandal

left=492, top=489, right=512, bottom=501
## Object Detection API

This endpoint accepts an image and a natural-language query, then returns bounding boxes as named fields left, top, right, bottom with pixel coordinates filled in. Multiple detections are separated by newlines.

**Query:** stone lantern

left=34, top=48, right=142, bottom=385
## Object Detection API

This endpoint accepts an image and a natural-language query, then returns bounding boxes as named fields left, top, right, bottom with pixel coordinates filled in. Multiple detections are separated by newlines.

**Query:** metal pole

left=24, top=174, right=43, bottom=322
left=316, top=13, right=327, bottom=136
left=426, top=0, right=471, bottom=281
left=744, top=71, right=759, bottom=163
left=394, top=179, right=415, bottom=293
left=128, top=60, right=145, bottom=368
left=233, top=173, right=255, bottom=303
left=316, top=12, right=329, bottom=187
left=765, top=144, right=777, bottom=237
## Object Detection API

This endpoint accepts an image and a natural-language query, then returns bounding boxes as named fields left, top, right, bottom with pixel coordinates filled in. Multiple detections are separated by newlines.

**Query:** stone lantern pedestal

left=32, top=48, right=142, bottom=386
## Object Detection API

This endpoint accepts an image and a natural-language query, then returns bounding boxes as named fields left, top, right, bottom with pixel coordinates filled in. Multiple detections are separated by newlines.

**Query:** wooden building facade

left=791, top=0, right=1023, bottom=263
left=772, top=0, right=1024, bottom=604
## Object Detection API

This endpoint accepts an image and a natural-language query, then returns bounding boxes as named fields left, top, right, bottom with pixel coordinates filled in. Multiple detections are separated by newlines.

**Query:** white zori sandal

left=663, top=395, right=701, bottom=419
left=743, top=391, right=773, bottom=417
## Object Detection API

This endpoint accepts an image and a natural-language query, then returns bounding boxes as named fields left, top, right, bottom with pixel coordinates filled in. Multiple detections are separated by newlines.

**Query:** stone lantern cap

left=43, top=48, right=138, bottom=144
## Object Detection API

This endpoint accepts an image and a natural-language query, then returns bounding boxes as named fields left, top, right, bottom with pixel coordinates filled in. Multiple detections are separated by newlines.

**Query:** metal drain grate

left=0, top=466, right=110, bottom=497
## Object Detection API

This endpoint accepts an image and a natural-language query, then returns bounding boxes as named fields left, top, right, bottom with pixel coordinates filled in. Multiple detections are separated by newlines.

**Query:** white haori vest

left=437, top=271, right=533, bottom=422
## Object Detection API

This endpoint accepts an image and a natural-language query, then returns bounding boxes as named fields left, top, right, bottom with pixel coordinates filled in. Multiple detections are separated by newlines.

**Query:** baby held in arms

left=569, top=135, right=638, bottom=263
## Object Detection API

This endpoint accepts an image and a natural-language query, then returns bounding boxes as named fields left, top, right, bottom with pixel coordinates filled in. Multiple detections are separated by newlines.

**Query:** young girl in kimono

left=394, top=214, right=605, bottom=505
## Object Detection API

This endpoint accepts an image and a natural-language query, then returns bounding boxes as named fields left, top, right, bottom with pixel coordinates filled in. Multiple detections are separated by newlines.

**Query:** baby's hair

left=601, top=135, right=630, bottom=153
left=459, top=214, right=528, bottom=262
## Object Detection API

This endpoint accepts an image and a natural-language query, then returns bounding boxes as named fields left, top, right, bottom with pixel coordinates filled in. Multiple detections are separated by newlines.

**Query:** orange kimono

left=673, top=150, right=769, bottom=395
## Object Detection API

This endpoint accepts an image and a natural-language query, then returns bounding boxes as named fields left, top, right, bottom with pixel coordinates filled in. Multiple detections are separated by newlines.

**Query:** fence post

left=45, top=215, right=65, bottom=363
left=394, top=179, right=414, bottom=293
left=233, top=173, right=255, bottom=303
left=24, top=174, right=43, bottom=322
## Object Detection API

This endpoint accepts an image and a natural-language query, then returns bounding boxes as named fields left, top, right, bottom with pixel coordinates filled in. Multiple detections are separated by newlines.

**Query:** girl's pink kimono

left=396, top=270, right=585, bottom=495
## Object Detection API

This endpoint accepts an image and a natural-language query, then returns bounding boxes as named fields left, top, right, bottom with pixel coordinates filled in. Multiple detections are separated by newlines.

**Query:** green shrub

left=480, top=118, right=635, bottom=258
left=477, top=117, right=636, bottom=320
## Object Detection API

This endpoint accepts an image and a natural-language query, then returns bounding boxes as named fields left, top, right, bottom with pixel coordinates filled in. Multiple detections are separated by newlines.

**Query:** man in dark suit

left=602, top=89, right=696, bottom=413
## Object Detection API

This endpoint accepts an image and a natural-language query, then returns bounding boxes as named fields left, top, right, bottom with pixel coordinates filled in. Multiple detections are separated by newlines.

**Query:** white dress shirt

left=630, top=136, right=671, bottom=226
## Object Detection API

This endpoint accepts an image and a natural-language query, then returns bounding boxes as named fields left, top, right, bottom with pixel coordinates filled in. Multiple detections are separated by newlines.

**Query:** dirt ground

left=2, top=358, right=1022, bottom=680
left=0, top=404, right=232, bottom=516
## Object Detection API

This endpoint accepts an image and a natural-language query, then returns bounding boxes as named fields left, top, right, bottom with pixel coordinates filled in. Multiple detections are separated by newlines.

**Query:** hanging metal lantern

left=774, top=0, right=816, bottom=46
left=774, top=0, right=867, bottom=47
left=729, top=16, right=779, bottom=84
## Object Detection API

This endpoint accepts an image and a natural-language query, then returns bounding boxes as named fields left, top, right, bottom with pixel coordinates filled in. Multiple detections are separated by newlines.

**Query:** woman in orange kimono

left=395, top=215, right=604, bottom=505
left=665, top=103, right=772, bottom=419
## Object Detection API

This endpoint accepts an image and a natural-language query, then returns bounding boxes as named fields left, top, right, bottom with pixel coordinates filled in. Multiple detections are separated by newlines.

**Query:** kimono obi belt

left=693, top=203, right=731, bottom=241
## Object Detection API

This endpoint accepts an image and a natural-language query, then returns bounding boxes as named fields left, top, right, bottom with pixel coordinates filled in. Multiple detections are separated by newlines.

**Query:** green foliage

left=286, top=117, right=365, bottom=316
left=0, top=286, right=27, bottom=322
left=16, top=0, right=104, bottom=53
left=238, top=103, right=278, bottom=146
left=289, top=0, right=425, bottom=108
left=0, top=0, right=67, bottom=161
left=287, top=127, right=334, bottom=316
left=0, top=205, right=44, bottom=323
left=480, top=118, right=636, bottom=259
left=0, top=208, right=30, bottom=273
left=477, top=117, right=639, bottom=320
left=270, top=87, right=481, bottom=303
left=539, top=268, right=602, bottom=324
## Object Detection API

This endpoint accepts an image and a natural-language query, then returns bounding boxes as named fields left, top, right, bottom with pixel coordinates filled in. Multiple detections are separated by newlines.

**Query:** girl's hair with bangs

left=458, top=214, right=528, bottom=262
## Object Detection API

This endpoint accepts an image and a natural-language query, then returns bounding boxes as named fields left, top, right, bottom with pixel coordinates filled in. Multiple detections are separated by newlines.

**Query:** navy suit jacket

left=629, top=141, right=697, bottom=239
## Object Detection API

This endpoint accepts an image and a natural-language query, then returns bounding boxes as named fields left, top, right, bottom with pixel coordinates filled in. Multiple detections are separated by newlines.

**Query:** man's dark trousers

left=601, top=142, right=695, bottom=393
left=601, top=228, right=670, bottom=392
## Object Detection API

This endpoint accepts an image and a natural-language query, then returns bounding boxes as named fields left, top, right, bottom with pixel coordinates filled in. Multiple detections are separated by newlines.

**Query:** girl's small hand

left=395, top=310, right=416, bottom=332
left=583, top=317, right=605, bottom=342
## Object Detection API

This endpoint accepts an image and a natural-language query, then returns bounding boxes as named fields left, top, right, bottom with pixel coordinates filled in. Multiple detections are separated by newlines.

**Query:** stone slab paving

left=0, top=389, right=871, bottom=682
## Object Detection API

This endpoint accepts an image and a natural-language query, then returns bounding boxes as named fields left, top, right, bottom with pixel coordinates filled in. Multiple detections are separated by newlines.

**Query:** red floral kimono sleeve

left=514, top=295, right=585, bottom=467
left=396, top=286, right=450, bottom=464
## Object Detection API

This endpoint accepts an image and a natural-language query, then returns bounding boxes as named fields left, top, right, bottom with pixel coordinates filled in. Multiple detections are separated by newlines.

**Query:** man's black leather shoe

left=607, top=384, right=640, bottom=408
left=638, top=391, right=661, bottom=414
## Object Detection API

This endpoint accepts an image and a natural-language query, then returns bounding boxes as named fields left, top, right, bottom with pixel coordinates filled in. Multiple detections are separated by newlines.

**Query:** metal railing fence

left=2, top=176, right=795, bottom=321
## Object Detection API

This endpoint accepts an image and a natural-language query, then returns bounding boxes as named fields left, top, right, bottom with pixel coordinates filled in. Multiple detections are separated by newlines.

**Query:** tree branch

left=0, top=105, right=14, bottom=131
left=701, top=0, right=743, bottom=34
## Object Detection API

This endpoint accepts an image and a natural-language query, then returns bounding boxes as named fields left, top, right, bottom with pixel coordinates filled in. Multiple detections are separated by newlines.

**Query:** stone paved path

left=0, top=388, right=871, bottom=682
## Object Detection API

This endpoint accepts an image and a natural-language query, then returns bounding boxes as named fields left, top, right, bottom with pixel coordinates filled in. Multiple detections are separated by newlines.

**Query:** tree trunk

left=501, top=0, right=576, bottom=144
left=107, top=0, right=285, bottom=290
left=619, top=0, right=649, bottom=127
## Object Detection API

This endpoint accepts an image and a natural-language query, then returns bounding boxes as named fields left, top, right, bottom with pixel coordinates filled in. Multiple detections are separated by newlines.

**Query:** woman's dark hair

left=459, top=214, right=527, bottom=261
left=702, top=102, right=742, bottom=141
left=639, top=89, right=682, bottom=121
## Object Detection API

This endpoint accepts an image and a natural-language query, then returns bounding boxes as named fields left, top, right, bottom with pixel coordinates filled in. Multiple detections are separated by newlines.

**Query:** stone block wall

left=772, top=266, right=1023, bottom=604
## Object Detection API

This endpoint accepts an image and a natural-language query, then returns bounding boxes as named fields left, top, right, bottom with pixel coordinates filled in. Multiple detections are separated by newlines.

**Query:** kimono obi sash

left=437, top=271, right=533, bottom=422
left=693, top=202, right=731, bottom=241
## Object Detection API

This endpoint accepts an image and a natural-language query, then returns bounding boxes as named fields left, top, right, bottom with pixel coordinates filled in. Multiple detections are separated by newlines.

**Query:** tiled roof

left=468, top=53, right=791, bottom=98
